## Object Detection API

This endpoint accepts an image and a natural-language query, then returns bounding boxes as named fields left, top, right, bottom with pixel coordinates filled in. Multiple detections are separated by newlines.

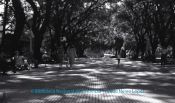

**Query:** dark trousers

left=161, top=54, right=166, bottom=66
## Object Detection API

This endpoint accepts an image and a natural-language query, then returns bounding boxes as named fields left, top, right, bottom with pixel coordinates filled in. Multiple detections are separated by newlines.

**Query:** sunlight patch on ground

left=122, top=82, right=150, bottom=86
left=128, top=72, right=154, bottom=77
left=74, top=64, right=86, bottom=67
left=137, top=62, right=146, bottom=66
left=115, top=72, right=128, bottom=75
left=16, top=75, right=43, bottom=80
left=65, top=74, right=84, bottom=76
left=127, top=79, right=140, bottom=82
left=81, top=74, right=98, bottom=80
left=139, top=90, right=175, bottom=103
left=121, top=60, right=147, bottom=68
left=88, top=84, right=106, bottom=89
left=7, top=79, right=22, bottom=83
left=41, top=64, right=60, bottom=68
left=125, top=94, right=165, bottom=103
left=44, top=95, right=62, bottom=102
left=94, top=60, right=104, bottom=64
left=131, top=65, right=140, bottom=68
left=25, top=99, right=44, bottom=103
left=80, top=74, right=106, bottom=89
left=122, top=61, right=133, bottom=65
left=80, top=68, right=102, bottom=74
left=44, top=71, right=56, bottom=74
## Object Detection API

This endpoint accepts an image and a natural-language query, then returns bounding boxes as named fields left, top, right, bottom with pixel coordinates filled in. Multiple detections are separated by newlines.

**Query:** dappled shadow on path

left=0, top=58, right=175, bottom=103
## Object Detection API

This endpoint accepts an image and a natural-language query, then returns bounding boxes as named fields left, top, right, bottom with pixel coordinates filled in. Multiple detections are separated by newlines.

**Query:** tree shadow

left=0, top=58, right=175, bottom=103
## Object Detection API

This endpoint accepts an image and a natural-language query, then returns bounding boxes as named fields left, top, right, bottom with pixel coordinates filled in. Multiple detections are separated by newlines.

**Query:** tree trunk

left=33, top=33, right=42, bottom=67
left=26, top=0, right=53, bottom=65
left=12, top=0, right=25, bottom=52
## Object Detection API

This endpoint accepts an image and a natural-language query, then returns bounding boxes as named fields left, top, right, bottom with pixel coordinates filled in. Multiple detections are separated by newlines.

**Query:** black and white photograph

left=0, top=0, right=175, bottom=103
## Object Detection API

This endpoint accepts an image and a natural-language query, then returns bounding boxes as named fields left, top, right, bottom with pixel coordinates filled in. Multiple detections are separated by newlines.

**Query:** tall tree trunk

left=12, top=0, right=25, bottom=52
left=26, top=0, right=53, bottom=64
left=33, top=32, right=42, bottom=65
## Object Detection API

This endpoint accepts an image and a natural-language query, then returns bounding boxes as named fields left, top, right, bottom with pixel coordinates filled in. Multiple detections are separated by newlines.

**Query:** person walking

left=117, top=54, right=121, bottom=66
left=116, top=50, right=121, bottom=66
left=66, top=44, right=77, bottom=69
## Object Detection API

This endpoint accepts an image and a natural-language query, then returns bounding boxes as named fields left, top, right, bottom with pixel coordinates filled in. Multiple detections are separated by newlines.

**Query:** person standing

left=161, top=48, right=167, bottom=66
left=0, top=52, right=8, bottom=75
left=66, top=44, right=77, bottom=69
left=57, top=45, right=65, bottom=68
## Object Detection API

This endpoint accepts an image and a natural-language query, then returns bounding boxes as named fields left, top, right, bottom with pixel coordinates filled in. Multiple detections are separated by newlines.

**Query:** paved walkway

left=0, top=57, right=175, bottom=103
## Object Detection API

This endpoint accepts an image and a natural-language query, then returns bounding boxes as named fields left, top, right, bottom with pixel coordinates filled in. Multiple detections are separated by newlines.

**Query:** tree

left=26, top=0, right=53, bottom=64
left=117, top=0, right=175, bottom=61
left=11, top=0, right=26, bottom=52
left=0, top=0, right=25, bottom=55
left=49, top=0, right=114, bottom=57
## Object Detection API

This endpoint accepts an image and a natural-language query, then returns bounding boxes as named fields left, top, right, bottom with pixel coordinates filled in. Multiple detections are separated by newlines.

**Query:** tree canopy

left=0, top=0, right=175, bottom=62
